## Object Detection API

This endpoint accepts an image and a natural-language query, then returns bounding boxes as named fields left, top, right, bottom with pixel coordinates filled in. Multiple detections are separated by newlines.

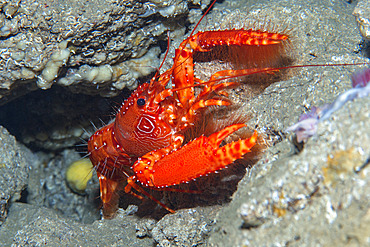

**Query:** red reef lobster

left=87, top=0, right=294, bottom=217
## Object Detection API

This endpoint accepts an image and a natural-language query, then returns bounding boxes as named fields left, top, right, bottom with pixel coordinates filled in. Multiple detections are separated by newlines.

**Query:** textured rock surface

left=208, top=95, right=370, bottom=246
left=0, top=126, right=33, bottom=226
left=151, top=208, right=218, bottom=246
left=0, top=0, right=211, bottom=104
left=354, top=0, right=370, bottom=41
left=25, top=149, right=100, bottom=223
left=0, top=203, right=153, bottom=246
left=0, top=0, right=369, bottom=246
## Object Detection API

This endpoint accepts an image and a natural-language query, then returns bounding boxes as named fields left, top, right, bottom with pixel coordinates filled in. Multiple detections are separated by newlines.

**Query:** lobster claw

left=131, top=124, right=257, bottom=188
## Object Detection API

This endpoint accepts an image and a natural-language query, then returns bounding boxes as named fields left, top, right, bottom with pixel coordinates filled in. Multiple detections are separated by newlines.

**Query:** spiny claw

left=132, top=124, right=257, bottom=188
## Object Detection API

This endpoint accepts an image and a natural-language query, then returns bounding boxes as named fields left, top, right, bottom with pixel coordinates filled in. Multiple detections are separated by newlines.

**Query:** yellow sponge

left=66, top=158, right=93, bottom=194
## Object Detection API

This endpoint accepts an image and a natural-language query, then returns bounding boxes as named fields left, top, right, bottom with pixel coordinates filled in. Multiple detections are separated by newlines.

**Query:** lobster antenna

left=217, top=62, right=370, bottom=83
left=156, top=31, right=171, bottom=77
left=170, top=62, right=370, bottom=92
left=152, top=0, right=217, bottom=87
left=149, top=31, right=171, bottom=90
left=190, top=0, right=218, bottom=37
left=171, top=0, right=218, bottom=80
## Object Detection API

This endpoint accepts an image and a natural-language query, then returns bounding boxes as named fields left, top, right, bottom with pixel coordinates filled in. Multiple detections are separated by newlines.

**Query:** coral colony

left=286, top=68, right=370, bottom=143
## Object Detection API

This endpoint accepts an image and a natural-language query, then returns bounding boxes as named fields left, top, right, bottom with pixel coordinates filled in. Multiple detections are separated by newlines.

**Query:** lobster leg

left=97, top=173, right=122, bottom=218
left=129, top=124, right=257, bottom=189
left=125, top=177, right=176, bottom=213
left=88, top=122, right=133, bottom=218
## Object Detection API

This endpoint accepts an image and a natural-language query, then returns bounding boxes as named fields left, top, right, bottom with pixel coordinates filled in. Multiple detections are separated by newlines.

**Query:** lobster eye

left=137, top=98, right=145, bottom=106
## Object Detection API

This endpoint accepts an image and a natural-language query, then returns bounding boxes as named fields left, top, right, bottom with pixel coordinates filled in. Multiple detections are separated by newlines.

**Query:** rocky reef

left=0, top=0, right=369, bottom=246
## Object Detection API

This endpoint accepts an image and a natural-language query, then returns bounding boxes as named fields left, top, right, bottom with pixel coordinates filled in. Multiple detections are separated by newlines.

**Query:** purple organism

left=286, top=68, right=370, bottom=143
left=285, top=105, right=329, bottom=143
left=351, top=67, right=370, bottom=88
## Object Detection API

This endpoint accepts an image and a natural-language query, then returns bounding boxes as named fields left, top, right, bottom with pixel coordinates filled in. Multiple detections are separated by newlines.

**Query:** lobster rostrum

left=88, top=0, right=291, bottom=217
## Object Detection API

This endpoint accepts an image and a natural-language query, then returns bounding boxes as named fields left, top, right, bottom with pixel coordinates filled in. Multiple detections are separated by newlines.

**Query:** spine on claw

left=187, top=29, right=290, bottom=52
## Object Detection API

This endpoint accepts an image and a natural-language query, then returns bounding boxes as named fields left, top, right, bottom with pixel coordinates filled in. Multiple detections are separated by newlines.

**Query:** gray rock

left=152, top=208, right=217, bottom=247
left=206, top=0, right=370, bottom=246
left=354, top=0, right=370, bottom=41
left=0, top=126, right=32, bottom=226
left=0, top=203, right=154, bottom=247
left=0, top=0, right=210, bottom=104
left=208, top=96, right=370, bottom=247
left=26, top=149, right=100, bottom=223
